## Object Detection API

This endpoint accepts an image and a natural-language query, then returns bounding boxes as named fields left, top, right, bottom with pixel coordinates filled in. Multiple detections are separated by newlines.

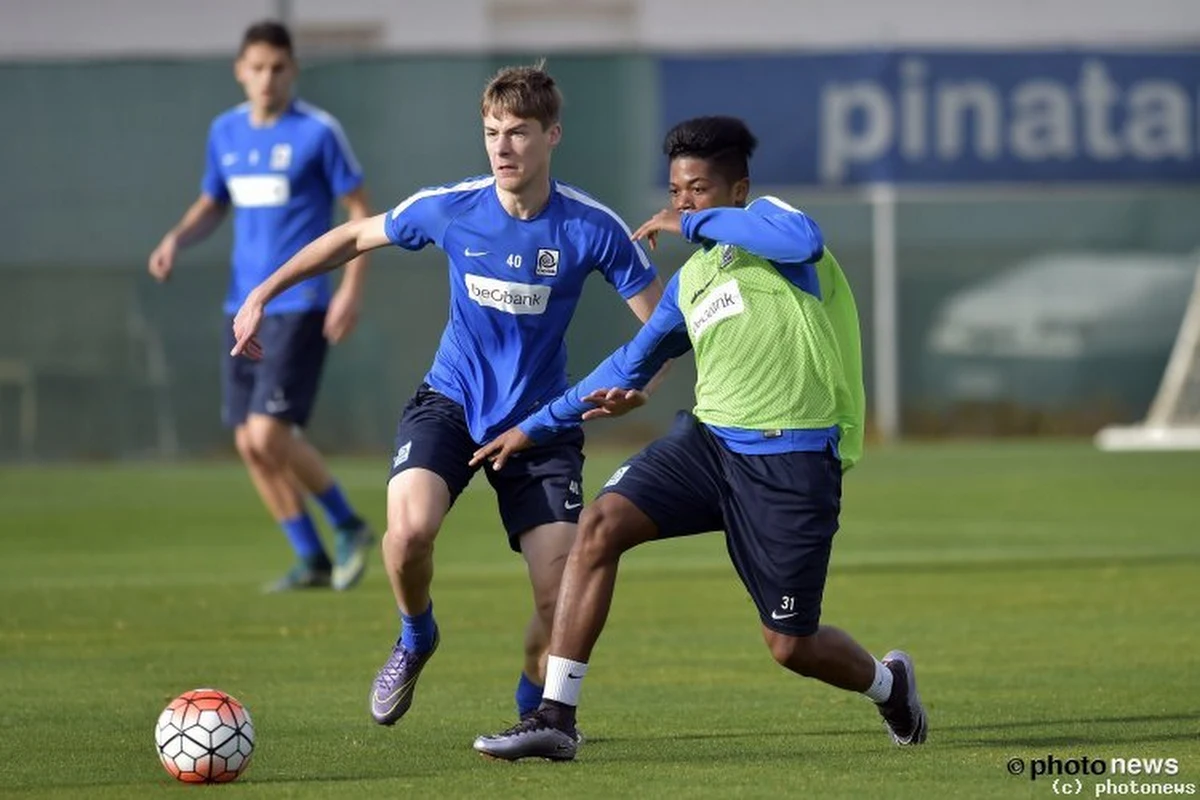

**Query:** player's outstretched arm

left=470, top=275, right=692, bottom=472
left=324, top=186, right=373, bottom=344
left=679, top=197, right=824, bottom=264
left=470, top=382, right=657, bottom=472
left=148, top=194, right=228, bottom=282
left=230, top=213, right=390, bottom=358
left=619, top=277, right=675, bottom=403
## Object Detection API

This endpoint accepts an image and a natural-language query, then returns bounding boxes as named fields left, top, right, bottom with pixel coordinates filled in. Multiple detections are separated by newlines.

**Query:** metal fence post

left=871, top=183, right=900, bottom=441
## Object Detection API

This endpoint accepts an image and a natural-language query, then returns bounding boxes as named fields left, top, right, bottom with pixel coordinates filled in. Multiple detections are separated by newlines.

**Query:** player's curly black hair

left=662, top=116, right=759, bottom=183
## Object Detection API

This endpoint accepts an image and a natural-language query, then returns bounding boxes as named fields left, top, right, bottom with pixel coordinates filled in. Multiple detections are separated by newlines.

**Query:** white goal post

left=1096, top=264, right=1200, bottom=451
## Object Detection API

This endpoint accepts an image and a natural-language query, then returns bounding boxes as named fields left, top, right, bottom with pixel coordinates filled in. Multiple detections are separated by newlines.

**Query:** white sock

left=543, top=655, right=588, bottom=707
left=864, top=658, right=894, bottom=703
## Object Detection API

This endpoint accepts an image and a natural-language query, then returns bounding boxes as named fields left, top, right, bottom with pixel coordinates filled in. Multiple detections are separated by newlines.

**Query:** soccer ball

left=154, top=688, right=255, bottom=784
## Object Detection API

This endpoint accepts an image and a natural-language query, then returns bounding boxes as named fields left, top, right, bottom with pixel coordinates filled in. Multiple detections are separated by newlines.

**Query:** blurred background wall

left=1, top=0, right=1198, bottom=460
left=4, top=0, right=1200, bottom=55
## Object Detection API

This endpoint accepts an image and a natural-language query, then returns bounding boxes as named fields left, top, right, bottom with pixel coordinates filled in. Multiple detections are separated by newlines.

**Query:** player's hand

left=581, top=387, right=648, bottom=420
left=470, top=427, right=535, bottom=472
left=148, top=235, right=177, bottom=282
left=631, top=208, right=684, bottom=251
left=230, top=294, right=266, bottom=361
left=324, top=286, right=361, bottom=344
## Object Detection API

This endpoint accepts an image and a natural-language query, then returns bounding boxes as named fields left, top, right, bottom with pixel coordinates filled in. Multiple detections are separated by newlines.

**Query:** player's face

left=483, top=112, right=561, bottom=193
left=235, top=43, right=295, bottom=115
left=667, top=157, right=749, bottom=212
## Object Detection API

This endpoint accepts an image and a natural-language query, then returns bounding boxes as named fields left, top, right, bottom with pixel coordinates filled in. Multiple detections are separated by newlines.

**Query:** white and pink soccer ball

left=154, top=688, right=255, bottom=784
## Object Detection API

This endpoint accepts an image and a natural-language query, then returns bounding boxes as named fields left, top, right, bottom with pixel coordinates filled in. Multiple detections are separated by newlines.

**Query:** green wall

left=1, top=54, right=1196, bottom=459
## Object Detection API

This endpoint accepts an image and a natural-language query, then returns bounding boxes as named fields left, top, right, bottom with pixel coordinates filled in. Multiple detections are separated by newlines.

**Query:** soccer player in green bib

left=470, top=116, right=927, bottom=760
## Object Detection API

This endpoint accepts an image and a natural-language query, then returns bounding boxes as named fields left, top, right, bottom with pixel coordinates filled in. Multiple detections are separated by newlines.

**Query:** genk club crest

left=536, top=248, right=560, bottom=277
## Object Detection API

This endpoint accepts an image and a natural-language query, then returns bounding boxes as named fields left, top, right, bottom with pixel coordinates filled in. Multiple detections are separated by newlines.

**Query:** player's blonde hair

left=480, top=60, right=562, bottom=129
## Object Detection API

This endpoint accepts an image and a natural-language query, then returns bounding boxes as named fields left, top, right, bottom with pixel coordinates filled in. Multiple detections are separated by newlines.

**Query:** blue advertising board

left=658, top=51, right=1200, bottom=185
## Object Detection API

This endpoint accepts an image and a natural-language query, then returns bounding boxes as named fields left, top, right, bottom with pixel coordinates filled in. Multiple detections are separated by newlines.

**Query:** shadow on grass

left=19, top=712, right=1197, bottom=790
left=940, top=711, right=1200, bottom=748
left=831, top=551, right=1200, bottom=577
left=593, top=710, right=1200, bottom=754
left=955, top=730, right=1199, bottom=748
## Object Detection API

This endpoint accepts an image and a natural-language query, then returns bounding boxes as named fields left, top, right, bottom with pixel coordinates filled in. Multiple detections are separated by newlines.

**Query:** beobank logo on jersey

left=689, top=279, right=745, bottom=339
left=465, top=274, right=552, bottom=315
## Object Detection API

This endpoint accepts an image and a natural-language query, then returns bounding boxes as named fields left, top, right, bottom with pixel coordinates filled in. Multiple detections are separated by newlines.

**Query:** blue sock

left=280, top=513, right=330, bottom=569
left=315, top=482, right=360, bottom=530
left=515, top=672, right=543, bottom=717
left=400, top=601, right=437, bottom=654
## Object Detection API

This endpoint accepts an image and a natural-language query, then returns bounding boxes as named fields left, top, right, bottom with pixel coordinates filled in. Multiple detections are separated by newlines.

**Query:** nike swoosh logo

left=771, top=610, right=798, bottom=620
left=464, top=247, right=489, bottom=257
left=567, top=672, right=585, bottom=679
left=564, top=501, right=582, bottom=510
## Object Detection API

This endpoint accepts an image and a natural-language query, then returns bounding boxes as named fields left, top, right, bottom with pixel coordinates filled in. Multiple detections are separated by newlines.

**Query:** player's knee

left=765, top=629, right=819, bottom=675
left=233, top=427, right=257, bottom=464
left=576, top=500, right=639, bottom=563
left=243, top=419, right=289, bottom=471
left=382, top=517, right=439, bottom=564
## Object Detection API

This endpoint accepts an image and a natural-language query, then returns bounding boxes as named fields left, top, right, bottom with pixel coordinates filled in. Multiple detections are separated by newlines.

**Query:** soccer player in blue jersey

left=471, top=116, right=927, bottom=760
left=148, top=21, right=375, bottom=593
left=229, top=64, right=664, bottom=727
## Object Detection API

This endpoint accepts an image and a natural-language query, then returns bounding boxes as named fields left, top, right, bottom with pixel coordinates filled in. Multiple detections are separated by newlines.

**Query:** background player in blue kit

left=148, top=21, right=375, bottom=593
left=229, top=63, right=665, bottom=727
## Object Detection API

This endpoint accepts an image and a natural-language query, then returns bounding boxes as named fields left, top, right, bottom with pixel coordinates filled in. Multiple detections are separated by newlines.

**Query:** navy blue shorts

left=598, top=411, right=842, bottom=637
left=222, top=311, right=328, bottom=429
left=388, top=384, right=585, bottom=552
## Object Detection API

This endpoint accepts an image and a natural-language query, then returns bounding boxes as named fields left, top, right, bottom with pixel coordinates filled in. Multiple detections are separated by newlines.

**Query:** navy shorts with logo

left=222, top=310, right=328, bottom=429
left=598, top=411, right=842, bottom=637
left=388, top=384, right=585, bottom=551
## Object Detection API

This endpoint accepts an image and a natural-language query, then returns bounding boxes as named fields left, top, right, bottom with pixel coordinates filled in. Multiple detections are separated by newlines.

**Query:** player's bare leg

left=238, top=415, right=331, bottom=591
left=762, top=628, right=927, bottom=745
left=761, top=626, right=875, bottom=690
left=369, top=469, right=451, bottom=724
left=474, top=494, right=657, bottom=760
left=521, top=612, right=549, bottom=687
left=286, top=432, right=334, bottom=495
left=381, top=469, right=449, bottom=614
left=236, top=419, right=304, bottom=522
left=514, top=521, right=591, bottom=741
left=518, top=522, right=574, bottom=683
left=287, top=431, right=375, bottom=590
left=548, top=495, right=657, bottom=662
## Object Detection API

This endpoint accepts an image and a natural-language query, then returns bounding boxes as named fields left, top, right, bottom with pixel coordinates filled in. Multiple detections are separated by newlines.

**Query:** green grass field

left=3, top=442, right=1199, bottom=798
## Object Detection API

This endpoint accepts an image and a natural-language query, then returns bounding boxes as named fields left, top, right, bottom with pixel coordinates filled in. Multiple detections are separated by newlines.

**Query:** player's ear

left=547, top=122, right=563, bottom=148
left=732, top=177, right=750, bottom=207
